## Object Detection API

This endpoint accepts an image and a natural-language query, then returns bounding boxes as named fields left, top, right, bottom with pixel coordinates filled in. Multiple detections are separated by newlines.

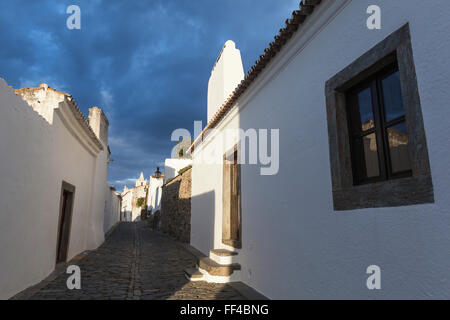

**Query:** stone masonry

left=160, top=168, right=191, bottom=243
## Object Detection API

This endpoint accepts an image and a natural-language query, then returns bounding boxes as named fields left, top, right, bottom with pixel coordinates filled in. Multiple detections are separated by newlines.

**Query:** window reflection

left=363, top=133, right=380, bottom=178
left=387, top=122, right=411, bottom=173
left=382, top=71, right=405, bottom=122
left=357, top=88, right=374, bottom=131
left=347, top=64, right=412, bottom=184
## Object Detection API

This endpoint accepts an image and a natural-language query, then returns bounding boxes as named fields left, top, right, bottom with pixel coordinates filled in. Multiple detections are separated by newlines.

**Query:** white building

left=147, top=168, right=164, bottom=214
left=120, top=186, right=134, bottom=222
left=165, top=138, right=193, bottom=183
left=164, top=158, right=192, bottom=183
left=187, top=0, right=450, bottom=299
left=104, top=186, right=121, bottom=234
left=0, top=80, right=119, bottom=299
left=120, top=173, right=148, bottom=222
left=120, top=169, right=164, bottom=221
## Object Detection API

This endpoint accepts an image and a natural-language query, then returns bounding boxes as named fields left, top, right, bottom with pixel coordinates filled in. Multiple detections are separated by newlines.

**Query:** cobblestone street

left=18, top=223, right=245, bottom=300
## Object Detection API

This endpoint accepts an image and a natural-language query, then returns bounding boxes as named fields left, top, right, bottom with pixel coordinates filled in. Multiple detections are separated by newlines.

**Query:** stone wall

left=160, top=168, right=191, bottom=243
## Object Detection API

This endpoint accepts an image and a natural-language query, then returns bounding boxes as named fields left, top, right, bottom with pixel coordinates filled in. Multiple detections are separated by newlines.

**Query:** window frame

left=347, top=61, right=413, bottom=185
left=325, top=24, right=434, bottom=211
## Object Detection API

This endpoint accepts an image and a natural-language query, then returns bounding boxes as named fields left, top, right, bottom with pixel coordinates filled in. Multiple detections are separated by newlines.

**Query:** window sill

left=333, top=174, right=434, bottom=211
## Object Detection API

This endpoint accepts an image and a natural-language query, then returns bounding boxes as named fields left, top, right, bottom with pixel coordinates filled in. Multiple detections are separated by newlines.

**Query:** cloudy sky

left=0, top=0, right=299, bottom=190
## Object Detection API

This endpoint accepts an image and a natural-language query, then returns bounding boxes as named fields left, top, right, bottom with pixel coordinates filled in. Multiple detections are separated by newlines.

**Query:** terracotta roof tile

left=65, top=96, right=104, bottom=150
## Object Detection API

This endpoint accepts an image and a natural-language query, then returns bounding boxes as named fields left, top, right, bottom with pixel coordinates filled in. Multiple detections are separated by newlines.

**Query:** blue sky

left=0, top=0, right=299, bottom=190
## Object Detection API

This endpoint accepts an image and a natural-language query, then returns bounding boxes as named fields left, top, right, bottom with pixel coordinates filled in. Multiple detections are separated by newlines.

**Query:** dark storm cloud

left=0, top=0, right=299, bottom=190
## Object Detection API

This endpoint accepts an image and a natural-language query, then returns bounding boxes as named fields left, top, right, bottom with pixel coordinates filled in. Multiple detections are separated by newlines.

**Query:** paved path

left=19, top=222, right=245, bottom=300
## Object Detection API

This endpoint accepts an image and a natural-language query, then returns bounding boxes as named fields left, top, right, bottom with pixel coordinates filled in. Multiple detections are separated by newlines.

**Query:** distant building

left=147, top=167, right=164, bottom=214
left=121, top=172, right=149, bottom=222
left=164, top=138, right=193, bottom=183
left=120, top=168, right=164, bottom=222
left=120, top=186, right=133, bottom=221
left=173, top=137, right=193, bottom=159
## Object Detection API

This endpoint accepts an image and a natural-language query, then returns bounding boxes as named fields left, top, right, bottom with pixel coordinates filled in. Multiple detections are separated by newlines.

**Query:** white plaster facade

left=164, top=158, right=193, bottom=183
left=120, top=173, right=148, bottom=222
left=147, top=175, right=164, bottom=213
left=189, top=0, right=450, bottom=299
left=0, top=80, right=117, bottom=299
left=120, top=171, right=164, bottom=221
left=207, top=40, right=244, bottom=122
left=120, top=187, right=134, bottom=222
left=104, top=186, right=121, bottom=234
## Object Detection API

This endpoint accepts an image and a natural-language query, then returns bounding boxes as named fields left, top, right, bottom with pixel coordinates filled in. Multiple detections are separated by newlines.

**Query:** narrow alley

left=14, top=223, right=245, bottom=300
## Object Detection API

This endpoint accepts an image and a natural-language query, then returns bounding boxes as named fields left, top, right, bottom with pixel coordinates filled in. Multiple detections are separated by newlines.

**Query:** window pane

left=357, top=87, right=375, bottom=131
left=353, top=133, right=380, bottom=181
left=363, top=133, right=380, bottom=178
left=382, top=71, right=405, bottom=122
left=387, top=122, right=412, bottom=174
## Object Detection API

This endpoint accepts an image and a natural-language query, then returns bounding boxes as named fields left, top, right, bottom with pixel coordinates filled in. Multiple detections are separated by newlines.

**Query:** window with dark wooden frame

left=347, top=60, right=412, bottom=185
left=325, top=24, right=434, bottom=211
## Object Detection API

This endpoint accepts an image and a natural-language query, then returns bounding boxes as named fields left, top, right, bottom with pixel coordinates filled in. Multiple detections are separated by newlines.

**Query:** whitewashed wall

left=120, top=190, right=133, bottom=222
left=132, top=185, right=147, bottom=221
left=148, top=176, right=164, bottom=213
left=207, top=40, right=245, bottom=122
left=0, top=80, right=109, bottom=299
left=164, top=158, right=192, bottom=183
left=104, top=187, right=121, bottom=234
left=191, top=0, right=450, bottom=299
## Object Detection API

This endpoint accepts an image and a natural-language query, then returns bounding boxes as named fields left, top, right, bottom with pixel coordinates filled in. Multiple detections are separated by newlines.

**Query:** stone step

left=184, top=268, right=204, bottom=281
left=198, top=257, right=241, bottom=277
left=210, top=249, right=238, bottom=257
left=210, top=249, right=239, bottom=265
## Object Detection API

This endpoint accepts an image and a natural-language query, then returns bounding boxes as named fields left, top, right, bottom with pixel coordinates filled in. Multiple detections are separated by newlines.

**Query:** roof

left=65, top=96, right=104, bottom=150
left=121, top=189, right=131, bottom=197
left=15, top=83, right=70, bottom=96
left=189, top=0, right=322, bottom=152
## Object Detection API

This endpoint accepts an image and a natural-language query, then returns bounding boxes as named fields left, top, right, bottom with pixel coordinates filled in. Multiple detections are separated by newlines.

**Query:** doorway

left=222, top=146, right=242, bottom=249
left=56, top=182, right=75, bottom=264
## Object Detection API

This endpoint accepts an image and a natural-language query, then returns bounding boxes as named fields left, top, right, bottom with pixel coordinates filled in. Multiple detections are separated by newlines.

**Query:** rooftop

left=15, top=83, right=104, bottom=150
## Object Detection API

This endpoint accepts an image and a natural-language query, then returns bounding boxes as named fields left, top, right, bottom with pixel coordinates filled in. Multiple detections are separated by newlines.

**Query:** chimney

left=88, top=106, right=109, bottom=145
left=207, top=40, right=245, bottom=122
